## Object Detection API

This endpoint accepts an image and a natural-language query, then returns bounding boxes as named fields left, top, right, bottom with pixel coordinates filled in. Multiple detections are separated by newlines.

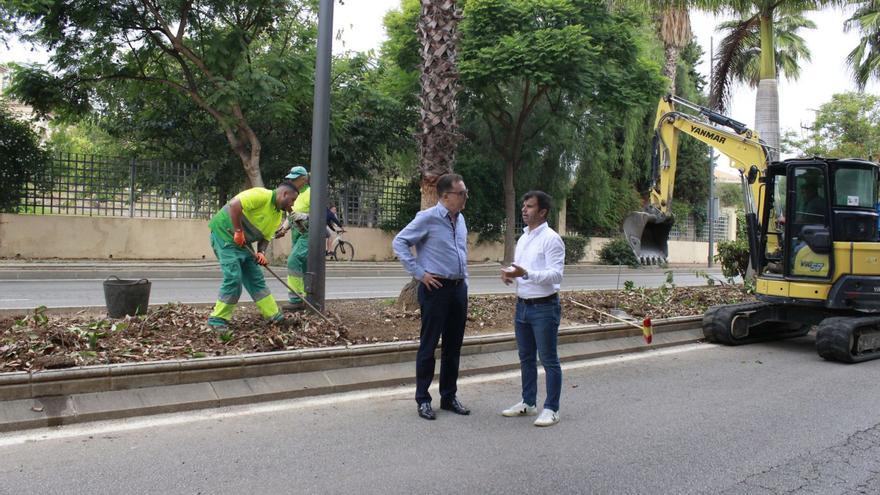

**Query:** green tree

left=1, top=0, right=316, bottom=187
left=459, top=0, right=661, bottom=261
left=0, top=105, right=51, bottom=212
left=784, top=91, right=880, bottom=159
left=46, top=120, right=125, bottom=157
left=616, top=1, right=695, bottom=91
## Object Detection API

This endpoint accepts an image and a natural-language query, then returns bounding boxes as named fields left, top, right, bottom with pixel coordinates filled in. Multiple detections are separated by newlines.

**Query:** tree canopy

left=0, top=105, right=51, bottom=212
left=784, top=91, right=880, bottom=159
left=2, top=0, right=318, bottom=187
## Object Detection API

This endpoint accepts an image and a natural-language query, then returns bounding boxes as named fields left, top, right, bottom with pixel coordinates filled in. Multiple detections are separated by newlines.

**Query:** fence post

left=128, top=158, right=136, bottom=218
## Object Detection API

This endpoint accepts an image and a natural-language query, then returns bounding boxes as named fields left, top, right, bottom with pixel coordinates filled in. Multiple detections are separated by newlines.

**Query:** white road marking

left=0, top=343, right=711, bottom=447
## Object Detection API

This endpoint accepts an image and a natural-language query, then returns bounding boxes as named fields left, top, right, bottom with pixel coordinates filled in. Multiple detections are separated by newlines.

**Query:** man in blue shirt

left=393, top=173, right=470, bottom=420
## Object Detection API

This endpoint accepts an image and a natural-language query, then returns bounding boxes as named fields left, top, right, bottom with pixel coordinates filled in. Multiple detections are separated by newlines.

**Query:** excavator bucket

left=623, top=209, right=674, bottom=265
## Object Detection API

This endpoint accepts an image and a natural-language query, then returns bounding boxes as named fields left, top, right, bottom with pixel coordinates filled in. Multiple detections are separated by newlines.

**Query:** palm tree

left=398, top=0, right=463, bottom=309
left=612, top=1, right=694, bottom=91
left=845, top=0, right=880, bottom=90
left=658, top=2, right=695, bottom=91
left=702, top=1, right=841, bottom=161
left=416, top=0, right=462, bottom=208
left=711, top=12, right=815, bottom=107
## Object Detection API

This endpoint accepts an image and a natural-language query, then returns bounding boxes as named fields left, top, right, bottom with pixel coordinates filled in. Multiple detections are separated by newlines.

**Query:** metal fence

left=19, top=153, right=218, bottom=219
left=668, top=212, right=732, bottom=242
left=15, top=153, right=734, bottom=242
left=331, top=176, right=412, bottom=228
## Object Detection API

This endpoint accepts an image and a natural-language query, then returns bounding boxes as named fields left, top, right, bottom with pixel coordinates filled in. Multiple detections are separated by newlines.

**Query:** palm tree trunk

left=755, top=78, right=780, bottom=161
left=755, top=14, right=779, bottom=161
left=397, top=0, right=462, bottom=310
left=663, top=43, right=681, bottom=91
left=502, top=158, right=516, bottom=263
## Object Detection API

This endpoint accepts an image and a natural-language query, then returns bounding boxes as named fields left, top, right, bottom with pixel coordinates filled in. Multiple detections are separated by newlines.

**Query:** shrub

left=715, top=238, right=749, bottom=279
left=714, top=210, right=749, bottom=279
left=561, top=235, right=587, bottom=265
left=598, top=237, right=639, bottom=267
left=0, top=106, right=52, bottom=212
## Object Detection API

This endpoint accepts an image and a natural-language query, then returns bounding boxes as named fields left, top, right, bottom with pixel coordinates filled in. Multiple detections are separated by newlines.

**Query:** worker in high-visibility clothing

left=277, top=166, right=311, bottom=310
left=206, top=181, right=299, bottom=333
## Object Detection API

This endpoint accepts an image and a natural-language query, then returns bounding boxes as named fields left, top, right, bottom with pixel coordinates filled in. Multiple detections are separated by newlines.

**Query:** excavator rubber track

left=815, top=315, right=880, bottom=363
left=703, top=301, right=810, bottom=345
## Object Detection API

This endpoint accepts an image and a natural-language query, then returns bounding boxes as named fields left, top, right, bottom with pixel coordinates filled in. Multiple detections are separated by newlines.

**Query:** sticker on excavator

left=791, top=243, right=829, bottom=277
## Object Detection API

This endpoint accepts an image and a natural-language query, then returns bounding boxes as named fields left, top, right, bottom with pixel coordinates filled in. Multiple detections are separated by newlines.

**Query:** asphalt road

left=1, top=340, right=879, bottom=493
left=0, top=268, right=726, bottom=310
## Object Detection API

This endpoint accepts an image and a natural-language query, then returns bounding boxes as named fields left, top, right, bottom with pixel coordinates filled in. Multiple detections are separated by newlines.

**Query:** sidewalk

left=0, top=316, right=704, bottom=432
left=0, top=259, right=721, bottom=280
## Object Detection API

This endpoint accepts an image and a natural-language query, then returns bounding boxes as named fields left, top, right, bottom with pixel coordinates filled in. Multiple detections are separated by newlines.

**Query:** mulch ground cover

left=0, top=283, right=752, bottom=373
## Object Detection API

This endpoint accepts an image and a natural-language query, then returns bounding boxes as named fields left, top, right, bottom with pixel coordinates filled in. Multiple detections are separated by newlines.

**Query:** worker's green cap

left=285, top=166, right=308, bottom=180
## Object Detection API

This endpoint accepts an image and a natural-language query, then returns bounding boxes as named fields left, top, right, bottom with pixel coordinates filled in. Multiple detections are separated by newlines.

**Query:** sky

left=3, top=0, right=876, bottom=148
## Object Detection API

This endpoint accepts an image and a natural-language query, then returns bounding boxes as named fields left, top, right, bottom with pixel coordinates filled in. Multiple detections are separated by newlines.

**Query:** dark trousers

left=415, top=280, right=467, bottom=404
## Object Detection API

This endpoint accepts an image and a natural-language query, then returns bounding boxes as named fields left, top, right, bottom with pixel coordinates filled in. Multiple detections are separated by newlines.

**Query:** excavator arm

left=624, top=95, right=771, bottom=264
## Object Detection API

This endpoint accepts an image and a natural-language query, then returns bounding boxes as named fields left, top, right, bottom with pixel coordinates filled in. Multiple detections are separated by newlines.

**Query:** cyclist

left=326, top=204, right=343, bottom=256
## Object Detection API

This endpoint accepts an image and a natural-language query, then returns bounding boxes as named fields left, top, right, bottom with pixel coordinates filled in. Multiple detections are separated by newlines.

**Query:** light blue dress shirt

left=392, top=202, right=468, bottom=282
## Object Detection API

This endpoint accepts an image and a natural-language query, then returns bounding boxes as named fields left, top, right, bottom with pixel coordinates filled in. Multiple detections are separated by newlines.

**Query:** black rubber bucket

left=103, top=276, right=151, bottom=318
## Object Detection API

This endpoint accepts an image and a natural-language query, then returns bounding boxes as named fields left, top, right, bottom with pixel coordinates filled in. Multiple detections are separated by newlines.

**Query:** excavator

left=624, top=94, right=880, bottom=363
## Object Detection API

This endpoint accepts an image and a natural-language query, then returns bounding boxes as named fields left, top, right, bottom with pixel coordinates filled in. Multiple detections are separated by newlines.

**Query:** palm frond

left=846, top=1, right=880, bottom=90
left=709, top=15, right=757, bottom=111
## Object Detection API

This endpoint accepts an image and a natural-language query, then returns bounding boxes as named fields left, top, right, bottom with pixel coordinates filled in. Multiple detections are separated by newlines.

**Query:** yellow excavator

left=624, top=94, right=880, bottom=363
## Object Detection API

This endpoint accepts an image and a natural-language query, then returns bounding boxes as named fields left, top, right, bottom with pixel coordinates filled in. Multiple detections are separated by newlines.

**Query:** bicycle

left=327, top=229, right=355, bottom=262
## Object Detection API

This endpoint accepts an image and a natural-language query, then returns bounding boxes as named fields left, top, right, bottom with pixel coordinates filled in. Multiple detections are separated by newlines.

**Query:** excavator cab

left=758, top=160, right=878, bottom=281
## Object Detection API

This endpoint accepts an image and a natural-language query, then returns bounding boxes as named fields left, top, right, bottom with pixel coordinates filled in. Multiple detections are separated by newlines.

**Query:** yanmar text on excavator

left=625, top=94, right=880, bottom=363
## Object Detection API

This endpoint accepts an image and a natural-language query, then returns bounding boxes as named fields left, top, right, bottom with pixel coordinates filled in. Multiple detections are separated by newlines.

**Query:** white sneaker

left=501, top=401, right=538, bottom=417
left=533, top=408, right=559, bottom=427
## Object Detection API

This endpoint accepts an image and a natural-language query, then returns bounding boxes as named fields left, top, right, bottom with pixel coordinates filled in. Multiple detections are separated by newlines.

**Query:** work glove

left=233, top=229, right=246, bottom=247
left=290, top=212, right=309, bottom=233
left=254, top=252, right=268, bottom=266
left=274, top=219, right=291, bottom=239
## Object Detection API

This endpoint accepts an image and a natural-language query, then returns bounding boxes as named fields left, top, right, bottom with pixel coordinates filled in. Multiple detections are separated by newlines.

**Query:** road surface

left=0, top=268, right=726, bottom=310
left=1, top=339, right=878, bottom=493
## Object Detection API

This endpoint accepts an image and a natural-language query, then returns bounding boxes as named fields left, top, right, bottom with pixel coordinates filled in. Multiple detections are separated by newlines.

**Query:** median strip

left=0, top=316, right=703, bottom=432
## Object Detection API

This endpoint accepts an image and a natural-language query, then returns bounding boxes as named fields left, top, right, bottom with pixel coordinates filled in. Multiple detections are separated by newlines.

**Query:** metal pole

left=306, top=0, right=333, bottom=311
left=708, top=37, right=715, bottom=268
left=129, top=158, right=136, bottom=218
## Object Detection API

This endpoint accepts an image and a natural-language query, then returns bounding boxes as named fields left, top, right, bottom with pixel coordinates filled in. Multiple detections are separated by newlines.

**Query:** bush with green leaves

left=561, top=235, right=588, bottom=265
left=714, top=210, right=749, bottom=279
left=0, top=107, right=52, bottom=212
left=598, top=237, right=639, bottom=267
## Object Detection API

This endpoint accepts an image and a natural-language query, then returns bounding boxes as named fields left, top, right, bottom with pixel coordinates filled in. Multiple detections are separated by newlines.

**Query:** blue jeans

left=515, top=298, right=562, bottom=412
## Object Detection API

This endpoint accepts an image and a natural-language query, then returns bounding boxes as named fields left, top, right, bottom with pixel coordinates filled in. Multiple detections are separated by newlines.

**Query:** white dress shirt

left=513, top=222, right=565, bottom=298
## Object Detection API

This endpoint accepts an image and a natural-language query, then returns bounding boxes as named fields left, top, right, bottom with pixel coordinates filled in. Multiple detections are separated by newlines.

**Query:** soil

left=0, top=284, right=752, bottom=373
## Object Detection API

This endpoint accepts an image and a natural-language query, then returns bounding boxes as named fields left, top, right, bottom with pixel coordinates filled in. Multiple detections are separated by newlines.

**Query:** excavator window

left=793, top=170, right=826, bottom=225
left=788, top=166, right=831, bottom=278
left=763, top=174, right=786, bottom=274
left=832, top=165, right=879, bottom=242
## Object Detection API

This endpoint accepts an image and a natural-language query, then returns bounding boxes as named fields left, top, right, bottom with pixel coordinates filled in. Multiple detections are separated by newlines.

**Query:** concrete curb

left=0, top=262, right=716, bottom=280
left=0, top=316, right=703, bottom=432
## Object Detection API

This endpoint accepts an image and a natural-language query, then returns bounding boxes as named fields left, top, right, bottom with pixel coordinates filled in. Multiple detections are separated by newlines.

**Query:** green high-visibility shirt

left=293, top=185, right=310, bottom=214
left=209, top=187, right=283, bottom=244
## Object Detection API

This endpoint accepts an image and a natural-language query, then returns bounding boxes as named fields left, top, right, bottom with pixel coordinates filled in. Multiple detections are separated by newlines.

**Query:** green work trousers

left=209, top=232, right=280, bottom=323
left=287, top=230, right=309, bottom=303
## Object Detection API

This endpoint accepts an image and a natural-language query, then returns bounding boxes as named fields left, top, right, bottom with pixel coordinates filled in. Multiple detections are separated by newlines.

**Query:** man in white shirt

left=500, top=191, right=565, bottom=427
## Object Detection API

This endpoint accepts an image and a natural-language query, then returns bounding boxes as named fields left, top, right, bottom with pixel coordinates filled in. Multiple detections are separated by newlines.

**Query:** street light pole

left=306, top=0, right=333, bottom=311
left=708, top=36, right=716, bottom=268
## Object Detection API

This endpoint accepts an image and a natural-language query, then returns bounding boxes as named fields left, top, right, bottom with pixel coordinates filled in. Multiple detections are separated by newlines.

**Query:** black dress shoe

left=440, top=398, right=471, bottom=415
left=417, top=402, right=436, bottom=420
